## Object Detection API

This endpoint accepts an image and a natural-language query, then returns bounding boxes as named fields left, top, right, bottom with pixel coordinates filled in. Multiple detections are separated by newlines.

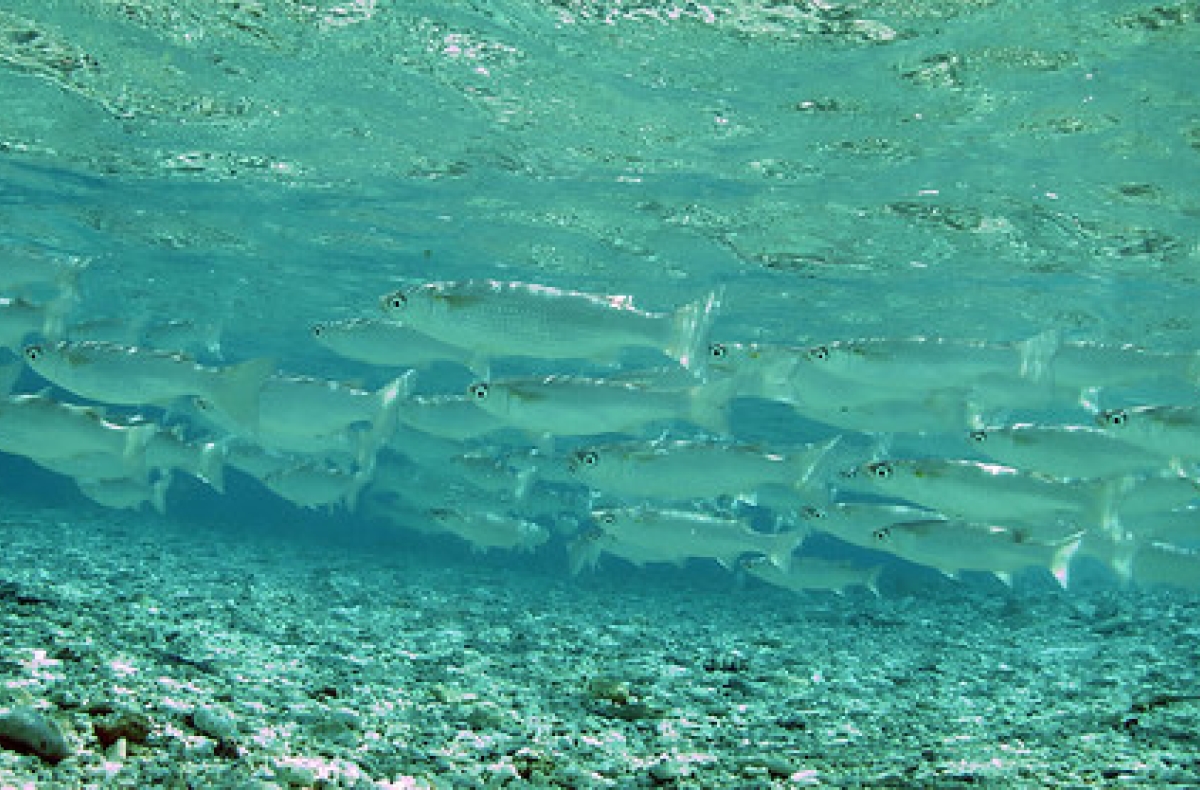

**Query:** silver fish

left=576, top=506, right=805, bottom=572
left=312, top=317, right=475, bottom=370
left=741, top=554, right=882, bottom=597
left=848, top=457, right=1104, bottom=525
left=567, top=436, right=839, bottom=501
left=380, top=280, right=721, bottom=369
left=872, top=520, right=1082, bottom=588
left=1094, top=405, right=1200, bottom=463
left=23, top=340, right=273, bottom=432
left=426, top=507, right=550, bottom=553
left=967, top=422, right=1172, bottom=479
left=466, top=375, right=728, bottom=438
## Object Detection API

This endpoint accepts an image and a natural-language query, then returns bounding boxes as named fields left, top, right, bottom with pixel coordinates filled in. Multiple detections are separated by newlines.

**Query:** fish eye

left=311, top=324, right=325, bottom=337
left=579, top=450, right=599, bottom=467
left=867, top=461, right=893, bottom=479
left=968, top=429, right=987, bottom=443
left=708, top=342, right=727, bottom=359
left=595, top=511, right=616, bottom=526
left=23, top=345, right=42, bottom=362
left=1099, top=409, right=1128, bottom=428
left=807, top=345, right=829, bottom=361
left=873, top=527, right=891, bottom=541
left=800, top=505, right=827, bottom=520
left=382, top=291, right=407, bottom=311
left=468, top=382, right=490, bottom=401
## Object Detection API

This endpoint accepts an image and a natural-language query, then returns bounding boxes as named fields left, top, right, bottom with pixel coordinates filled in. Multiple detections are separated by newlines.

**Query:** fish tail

left=199, top=441, right=226, bottom=494
left=1049, top=531, right=1085, bottom=589
left=122, top=423, right=157, bottom=485
left=151, top=472, right=172, bottom=515
left=668, top=286, right=724, bottom=370
left=208, top=357, right=275, bottom=433
left=767, top=529, right=807, bottom=572
left=864, top=565, right=884, bottom=597
left=364, top=370, right=414, bottom=464
left=567, top=532, right=604, bottom=575
left=791, top=435, right=843, bottom=489
left=1017, top=328, right=1060, bottom=382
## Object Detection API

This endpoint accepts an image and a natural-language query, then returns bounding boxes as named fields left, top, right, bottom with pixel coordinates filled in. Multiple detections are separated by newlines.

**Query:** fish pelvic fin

left=864, top=565, right=884, bottom=598
left=209, top=357, right=275, bottom=433
left=668, top=286, right=724, bottom=370
left=1018, top=328, right=1060, bottom=382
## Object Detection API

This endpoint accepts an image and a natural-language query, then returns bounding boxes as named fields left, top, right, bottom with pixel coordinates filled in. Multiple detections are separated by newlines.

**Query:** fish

left=312, top=317, right=474, bottom=370
left=425, top=507, right=550, bottom=553
left=0, top=393, right=157, bottom=481
left=0, top=297, right=63, bottom=352
left=966, top=422, right=1173, bottom=479
left=871, top=520, right=1083, bottom=587
left=566, top=436, right=840, bottom=502
left=741, top=554, right=882, bottom=597
left=1046, top=340, right=1200, bottom=390
left=380, top=280, right=722, bottom=370
left=1093, top=405, right=1200, bottom=463
left=0, top=253, right=86, bottom=298
left=465, top=374, right=728, bottom=439
left=193, top=370, right=410, bottom=469
left=577, top=505, right=806, bottom=572
left=23, top=341, right=274, bottom=432
left=789, top=501, right=946, bottom=551
left=143, top=426, right=226, bottom=493
left=261, top=461, right=365, bottom=511
left=74, top=473, right=172, bottom=515
left=1119, top=506, right=1200, bottom=547
left=393, top=394, right=508, bottom=442
left=794, top=333, right=1057, bottom=394
left=846, top=457, right=1104, bottom=527
left=1128, top=541, right=1200, bottom=591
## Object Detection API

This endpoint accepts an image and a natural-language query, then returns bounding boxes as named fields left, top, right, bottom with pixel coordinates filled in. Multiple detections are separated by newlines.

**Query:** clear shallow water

left=3, top=1, right=1200, bottom=785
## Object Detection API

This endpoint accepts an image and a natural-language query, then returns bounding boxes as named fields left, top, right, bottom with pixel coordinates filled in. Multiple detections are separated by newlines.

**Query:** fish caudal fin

left=1049, top=531, right=1085, bottom=589
left=208, top=357, right=275, bottom=433
left=150, top=473, right=172, bottom=515
left=667, top=287, right=724, bottom=370
left=791, top=435, right=843, bottom=489
left=199, top=441, right=226, bottom=494
left=766, top=529, right=808, bottom=572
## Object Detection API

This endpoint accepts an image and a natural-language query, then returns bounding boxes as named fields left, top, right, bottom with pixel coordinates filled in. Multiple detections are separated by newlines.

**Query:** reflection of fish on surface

left=381, top=280, right=722, bottom=371
left=22, top=340, right=274, bottom=433
left=569, top=506, right=806, bottom=575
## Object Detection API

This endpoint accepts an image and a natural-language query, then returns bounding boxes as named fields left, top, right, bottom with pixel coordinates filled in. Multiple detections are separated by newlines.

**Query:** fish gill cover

left=1, top=0, right=1200, bottom=783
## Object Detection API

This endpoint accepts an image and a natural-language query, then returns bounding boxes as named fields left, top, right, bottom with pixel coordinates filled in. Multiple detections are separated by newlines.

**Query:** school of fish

left=3, top=255, right=1199, bottom=596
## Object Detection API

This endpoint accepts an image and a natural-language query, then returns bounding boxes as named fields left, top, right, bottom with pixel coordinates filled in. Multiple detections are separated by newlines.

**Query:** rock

left=93, top=710, right=153, bottom=747
left=0, top=705, right=74, bottom=764
left=192, top=705, right=238, bottom=740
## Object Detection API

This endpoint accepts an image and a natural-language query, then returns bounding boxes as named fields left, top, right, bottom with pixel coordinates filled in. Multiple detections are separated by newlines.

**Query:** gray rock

left=0, top=705, right=73, bottom=764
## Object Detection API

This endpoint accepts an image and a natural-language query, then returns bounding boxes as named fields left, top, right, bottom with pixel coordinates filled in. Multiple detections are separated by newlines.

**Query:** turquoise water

left=3, top=2, right=1200, bottom=785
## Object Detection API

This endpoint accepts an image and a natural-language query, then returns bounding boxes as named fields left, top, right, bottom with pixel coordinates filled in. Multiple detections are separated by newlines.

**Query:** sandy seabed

left=1, top=503, right=1199, bottom=789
